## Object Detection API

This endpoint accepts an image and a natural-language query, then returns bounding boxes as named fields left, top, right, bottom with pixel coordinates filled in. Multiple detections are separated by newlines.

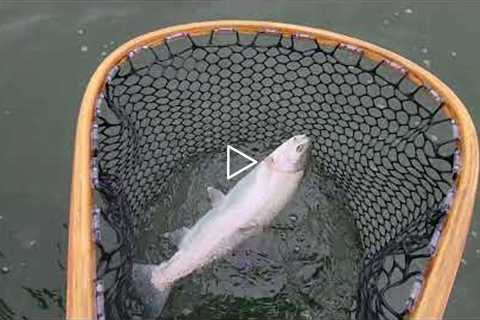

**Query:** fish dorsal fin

left=207, top=187, right=225, bottom=208
left=164, top=226, right=190, bottom=247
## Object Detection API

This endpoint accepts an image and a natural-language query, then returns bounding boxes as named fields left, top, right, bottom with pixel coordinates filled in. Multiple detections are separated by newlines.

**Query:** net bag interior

left=68, top=22, right=478, bottom=320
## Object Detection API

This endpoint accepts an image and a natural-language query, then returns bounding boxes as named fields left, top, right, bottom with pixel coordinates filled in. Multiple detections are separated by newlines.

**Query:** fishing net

left=91, top=29, right=459, bottom=320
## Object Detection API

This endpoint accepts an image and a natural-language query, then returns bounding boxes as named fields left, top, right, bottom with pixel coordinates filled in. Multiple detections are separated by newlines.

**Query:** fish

left=132, top=134, right=311, bottom=317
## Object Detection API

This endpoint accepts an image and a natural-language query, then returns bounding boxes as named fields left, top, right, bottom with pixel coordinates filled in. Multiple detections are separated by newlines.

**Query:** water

left=134, top=145, right=361, bottom=320
left=0, top=2, right=479, bottom=319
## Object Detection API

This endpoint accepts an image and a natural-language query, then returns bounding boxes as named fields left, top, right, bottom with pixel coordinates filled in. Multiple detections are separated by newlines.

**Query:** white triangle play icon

left=227, top=145, right=258, bottom=180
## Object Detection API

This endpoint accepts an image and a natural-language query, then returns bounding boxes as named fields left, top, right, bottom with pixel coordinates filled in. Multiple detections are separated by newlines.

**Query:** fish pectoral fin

left=164, top=226, right=190, bottom=247
left=207, top=186, right=226, bottom=208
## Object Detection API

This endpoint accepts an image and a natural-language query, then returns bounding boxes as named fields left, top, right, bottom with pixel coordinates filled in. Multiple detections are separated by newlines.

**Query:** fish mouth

left=292, top=134, right=311, bottom=152
left=292, top=134, right=309, bottom=143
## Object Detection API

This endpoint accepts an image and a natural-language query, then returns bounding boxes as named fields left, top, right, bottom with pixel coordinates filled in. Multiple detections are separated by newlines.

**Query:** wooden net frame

left=66, top=21, right=478, bottom=320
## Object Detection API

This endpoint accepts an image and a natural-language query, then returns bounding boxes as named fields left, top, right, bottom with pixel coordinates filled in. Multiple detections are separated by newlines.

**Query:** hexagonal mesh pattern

left=92, top=30, right=459, bottom=320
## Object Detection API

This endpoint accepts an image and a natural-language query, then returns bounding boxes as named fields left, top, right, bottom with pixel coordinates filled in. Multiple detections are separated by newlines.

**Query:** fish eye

left=296, top=144, right=304, bottom=153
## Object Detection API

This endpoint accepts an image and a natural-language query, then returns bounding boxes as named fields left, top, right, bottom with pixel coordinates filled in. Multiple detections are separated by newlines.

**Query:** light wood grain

left=67, top=21, right=478, bottom=320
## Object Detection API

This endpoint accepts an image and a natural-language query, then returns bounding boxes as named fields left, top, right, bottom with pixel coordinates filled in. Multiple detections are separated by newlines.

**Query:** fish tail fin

left=132, top=263, right=172, bottom=319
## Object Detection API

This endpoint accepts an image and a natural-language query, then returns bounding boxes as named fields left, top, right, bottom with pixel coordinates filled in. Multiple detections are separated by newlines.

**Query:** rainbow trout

left=132, top=134, right=311, bottom=317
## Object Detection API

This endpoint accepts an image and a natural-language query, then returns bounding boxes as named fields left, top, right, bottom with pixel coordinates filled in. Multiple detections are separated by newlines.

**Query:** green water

left=135, top=145, right=361, bottom=320
left=0, top=1, right=479, bottom=319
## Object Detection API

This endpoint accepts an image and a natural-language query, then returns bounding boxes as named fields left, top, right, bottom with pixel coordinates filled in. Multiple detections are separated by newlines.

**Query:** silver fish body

left=132, top=134, right=311, bottom=316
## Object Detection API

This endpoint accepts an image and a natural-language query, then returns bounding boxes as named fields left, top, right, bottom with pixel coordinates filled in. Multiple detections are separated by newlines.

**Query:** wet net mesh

left=92, top=30, right=459, bottom=320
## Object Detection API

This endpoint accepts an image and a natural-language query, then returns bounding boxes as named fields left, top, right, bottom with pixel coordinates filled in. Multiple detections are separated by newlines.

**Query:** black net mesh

left=92, top=30, right=459, bottom=320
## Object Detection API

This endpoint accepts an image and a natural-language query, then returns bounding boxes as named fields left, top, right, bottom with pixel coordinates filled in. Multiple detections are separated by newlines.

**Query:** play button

left=226, top=145, right=258, bottom=180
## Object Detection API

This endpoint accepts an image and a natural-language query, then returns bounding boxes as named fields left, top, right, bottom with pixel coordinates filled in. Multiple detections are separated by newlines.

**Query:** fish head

left=268, top=134, right=311, bottom=172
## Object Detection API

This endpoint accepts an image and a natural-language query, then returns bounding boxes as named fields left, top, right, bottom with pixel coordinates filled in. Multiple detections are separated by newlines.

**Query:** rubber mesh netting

left=91, top=30, right=460, bottom=320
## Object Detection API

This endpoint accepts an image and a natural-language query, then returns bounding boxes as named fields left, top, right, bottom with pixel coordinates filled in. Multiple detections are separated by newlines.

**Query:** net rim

left=66, top=20, right=479, bottom=320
